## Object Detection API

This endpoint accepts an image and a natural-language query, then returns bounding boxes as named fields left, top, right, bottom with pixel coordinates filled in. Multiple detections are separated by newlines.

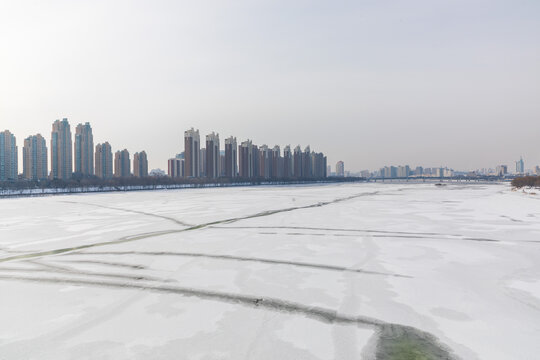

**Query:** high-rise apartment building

left=133, top=151, right=148, bottom=178
left=302, top=146, right=312, bottom=178
left=336, top=161, right=345, bottom=177
left=0, top=130, right=18, bottom=181
left=239, top=140, right=255, bottom=178
left=224, top=136, right=237, bottom=178
left=219, top=151, right=226, bottom=177
left=516, top=157, right=525, bottom=174
left=50, top=119, right=72, bottom=180
left=114, top=149, right=131, bottom=177
left=184, top=128, right=200, bottom=177
left=74, top=122, right=94, bottom=176
left=23, top=134, right=47, bottom=180
left=293, top=146, right=303, bottom=178
left=311, top=151, right=327, bottom=178
left=259, top=145, right=272, bottom=179
left=205, top=132, right=220, bottom=179
left=271, top=145, right=282, bottom=178
left=95, top=142, right=113, bottom=179
left=283, top=145, right=293, bottom=178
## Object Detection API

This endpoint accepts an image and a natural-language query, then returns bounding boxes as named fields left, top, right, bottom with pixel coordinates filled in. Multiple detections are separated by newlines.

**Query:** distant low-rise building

left=496, top=165, right=508, bottom=177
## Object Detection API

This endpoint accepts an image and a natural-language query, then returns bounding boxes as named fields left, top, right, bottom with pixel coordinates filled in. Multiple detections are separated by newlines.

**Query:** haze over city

left=1, top=0, right=539, bottom=171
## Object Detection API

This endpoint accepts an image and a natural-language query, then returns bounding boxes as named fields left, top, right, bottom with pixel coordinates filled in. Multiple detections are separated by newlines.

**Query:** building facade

left=74, top=122, right=94, bottom=176
left=23, top=134, right=47, bottom=180
left=114, top=149, right=131, bottom=177
left=168, top=158, right=184, bottom=178
left=133, top=151, right=148, bottom=178
left=516, top=157, right=525, bottom=174
left=224, top=136, right=237, bottom=178
left=259, top=145, right=272, bottom=179
left=336, top=161, right=345, bottom=177
left=50, top=119, right=72, bottom=180
left=283, top=145, right=292, bottom=178
left=239, top=140, right=255, bottom=178
left=0, top=130, right=18, bottom=181
left=205, top=132, right=220, bottom=179
left=95, top=142, right=113, bottom=179
left=184, top=128, right=200, bottom=177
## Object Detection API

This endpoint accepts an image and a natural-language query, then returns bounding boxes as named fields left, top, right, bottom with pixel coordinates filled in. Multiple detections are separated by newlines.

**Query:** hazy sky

left=1, top=0, right=539, bottom=172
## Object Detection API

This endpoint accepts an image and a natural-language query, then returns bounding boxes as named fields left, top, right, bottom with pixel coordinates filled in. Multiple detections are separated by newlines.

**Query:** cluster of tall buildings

left=168, top=128, right=327, bottom=180
left=366, top=165, right=455, bottom=179
left=0, top=119, right=148, bottom=181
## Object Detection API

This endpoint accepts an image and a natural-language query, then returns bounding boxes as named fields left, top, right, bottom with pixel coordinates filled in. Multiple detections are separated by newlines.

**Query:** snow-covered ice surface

left=1, top=183, right=540, bottom=359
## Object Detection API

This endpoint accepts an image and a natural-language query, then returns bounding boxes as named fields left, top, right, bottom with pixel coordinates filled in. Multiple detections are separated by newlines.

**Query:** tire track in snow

left=0, top=274, right=459, bottom=359
left=60, top=200, right=194, bottom=227
left=0, top=191, right=381, bottom=264
left=212, top=226, right=502, bottom=243
left=66, top=251, right=412, bottom=278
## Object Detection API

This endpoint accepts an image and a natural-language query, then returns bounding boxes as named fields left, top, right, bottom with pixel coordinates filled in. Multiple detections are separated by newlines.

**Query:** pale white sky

left=1, top=0, right=539, bottom=172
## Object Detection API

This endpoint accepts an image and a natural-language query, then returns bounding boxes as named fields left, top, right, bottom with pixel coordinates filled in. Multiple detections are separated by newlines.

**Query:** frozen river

left=1, top=183, right=539, bottom=359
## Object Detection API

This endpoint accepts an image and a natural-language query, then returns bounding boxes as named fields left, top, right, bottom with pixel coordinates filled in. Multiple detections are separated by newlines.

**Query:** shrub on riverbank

left=512, top=176, right=540, bottom=188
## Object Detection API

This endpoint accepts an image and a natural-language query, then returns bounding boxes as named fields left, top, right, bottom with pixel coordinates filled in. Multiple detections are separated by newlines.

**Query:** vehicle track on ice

left=0, top=191, right=381, bottom=264
left=0, top=274, right=459, bottom=359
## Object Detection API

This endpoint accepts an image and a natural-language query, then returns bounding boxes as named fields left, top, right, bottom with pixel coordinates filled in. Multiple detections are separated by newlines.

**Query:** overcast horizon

left=1, top=0, right=539, bottom=172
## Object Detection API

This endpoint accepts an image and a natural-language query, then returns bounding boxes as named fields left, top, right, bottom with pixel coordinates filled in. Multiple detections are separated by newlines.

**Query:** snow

left=1, top=182, right=540, bottom=359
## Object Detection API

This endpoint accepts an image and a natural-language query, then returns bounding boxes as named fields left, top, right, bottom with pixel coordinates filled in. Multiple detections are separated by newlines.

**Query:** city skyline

left=3, top=121, right=539, bottom=181
left=1, top=1, right=539, bottom=172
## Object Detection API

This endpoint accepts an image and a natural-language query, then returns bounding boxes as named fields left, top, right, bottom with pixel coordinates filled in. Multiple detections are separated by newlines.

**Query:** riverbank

left=0, top=179, right=356, bottom=198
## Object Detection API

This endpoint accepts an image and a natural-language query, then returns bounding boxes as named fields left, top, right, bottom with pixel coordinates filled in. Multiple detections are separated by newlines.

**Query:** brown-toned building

left=133, top=151, right=148, bottom=178
left=23, top=134, right=47, bottom=180
left=95, top=142, right=113, bottom=179
left=114, top=149, right=131, bottom=177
